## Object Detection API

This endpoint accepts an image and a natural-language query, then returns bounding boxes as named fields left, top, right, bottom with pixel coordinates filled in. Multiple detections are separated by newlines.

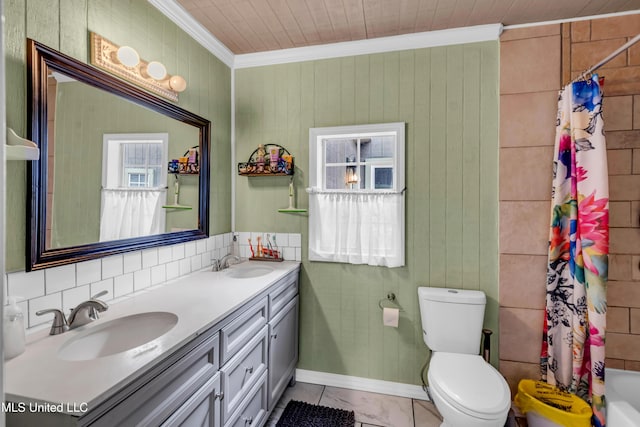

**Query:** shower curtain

left=541, top=74, right=609, bottom=427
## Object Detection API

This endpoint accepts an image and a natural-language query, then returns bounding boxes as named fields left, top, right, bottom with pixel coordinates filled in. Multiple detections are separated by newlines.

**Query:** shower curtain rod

left=572, top=33, right=640, bottom=83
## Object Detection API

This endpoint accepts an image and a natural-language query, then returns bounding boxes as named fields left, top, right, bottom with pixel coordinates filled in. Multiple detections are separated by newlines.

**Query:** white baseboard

left=295, top=369, right=430, bottom=401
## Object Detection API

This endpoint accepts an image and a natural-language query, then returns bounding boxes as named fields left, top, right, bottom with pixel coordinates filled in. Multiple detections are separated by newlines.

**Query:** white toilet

left=418, top=287, right=511, bottom=427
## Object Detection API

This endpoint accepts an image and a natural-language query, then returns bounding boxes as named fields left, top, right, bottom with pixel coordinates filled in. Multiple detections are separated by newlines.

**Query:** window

left=308, top=123, right=405, bottom=268
left=100, top=133, right=168, bottom=242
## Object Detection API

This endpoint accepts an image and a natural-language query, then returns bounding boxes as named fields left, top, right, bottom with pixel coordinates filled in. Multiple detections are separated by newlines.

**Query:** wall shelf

left=6, top=128, right=39, bottom=161
left=277, top=208, right=307, bottom=213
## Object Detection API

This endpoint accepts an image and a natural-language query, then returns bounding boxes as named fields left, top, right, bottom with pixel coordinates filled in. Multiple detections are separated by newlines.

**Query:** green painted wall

left=5, top=0, right=231, bottom=271
left=235, top=43, right=500, bottom=384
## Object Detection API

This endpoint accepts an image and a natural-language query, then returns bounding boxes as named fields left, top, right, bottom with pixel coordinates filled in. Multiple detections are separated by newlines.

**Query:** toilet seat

left=428, top=352, right=510, bottom=420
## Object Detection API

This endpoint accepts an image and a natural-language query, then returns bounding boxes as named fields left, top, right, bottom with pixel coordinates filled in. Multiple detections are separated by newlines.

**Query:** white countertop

left=5, top=260, right=300, bottom=415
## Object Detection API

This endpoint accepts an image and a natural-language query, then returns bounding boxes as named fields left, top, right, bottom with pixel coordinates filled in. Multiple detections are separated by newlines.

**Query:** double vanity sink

left=55, top=264, right=274, bottom=362
left=6, top=260, right=300, bottom=426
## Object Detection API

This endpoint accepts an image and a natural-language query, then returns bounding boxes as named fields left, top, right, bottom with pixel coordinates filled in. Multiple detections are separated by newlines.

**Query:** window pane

left=148, top=144, right=162, bottom=165
left=148, top=166, right=162, bottom=187
left=124, top=143, right=146, bottom=166
left=374, top=167, right=393, bottom=189
left=361, top=136, right=395, bottom=161
left=325, top=165, right=350, bottom=189
left=325, top=138, right=357, bottom=164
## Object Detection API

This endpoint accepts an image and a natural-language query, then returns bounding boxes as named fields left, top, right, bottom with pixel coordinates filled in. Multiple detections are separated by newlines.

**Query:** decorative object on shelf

left=168, top=146, right=199, bottom=174
left=6, top=128, right=39, bottom=160
left=238, top=144, right=294, bottom=176
left=90, top=32, right=187, bottom=102
left=162, top=175, right=192, bottom=210
left=278, top=177, right=307, bottom=213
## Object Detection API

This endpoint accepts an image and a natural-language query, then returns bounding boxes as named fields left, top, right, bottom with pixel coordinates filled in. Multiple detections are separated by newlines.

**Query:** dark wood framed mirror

left=27, top=39, right=210, bottom=271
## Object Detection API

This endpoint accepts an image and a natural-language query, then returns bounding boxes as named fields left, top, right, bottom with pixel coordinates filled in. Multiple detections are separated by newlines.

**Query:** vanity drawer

left=224, top=371, right=267, bottom=427
left=88, top=333, right=219, bottom=427
left=220, top=297, right=267, bottom=364
left=269, top=271, right=298, bottom=320
left=161, top=372, right=221, bottom=427
left=220, top=325, right=268, bottom=424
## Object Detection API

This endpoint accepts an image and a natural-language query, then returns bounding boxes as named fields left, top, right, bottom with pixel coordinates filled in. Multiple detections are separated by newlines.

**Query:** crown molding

left=233, top=23, right=503, bottom=69
left=148, top=0, right=234, bottom=68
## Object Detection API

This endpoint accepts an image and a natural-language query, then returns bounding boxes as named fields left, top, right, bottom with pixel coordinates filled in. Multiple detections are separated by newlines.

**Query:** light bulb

left=169, top=75, right=187, bottom=92
left=116, top=46, right=139, bottom=67
left=146, top=61, right=167, bottom=80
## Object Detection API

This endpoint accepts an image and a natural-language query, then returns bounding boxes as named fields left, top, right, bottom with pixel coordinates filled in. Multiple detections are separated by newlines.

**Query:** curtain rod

left=573, top=33, right=640, bottom=83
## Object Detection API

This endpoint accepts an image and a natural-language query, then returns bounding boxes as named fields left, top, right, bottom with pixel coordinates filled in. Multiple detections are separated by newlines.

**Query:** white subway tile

left=166, top=261, right=180, bottom=280
left=123, top=252, right=142, bottom=274
left=224, top=233, right=232, bottom=247
left=142, top=248, right=159, bottom=268
left=196, top=239, right=207, bottom=254
left=179, top=258, right=191, bottom=276
left=283, top=247, right=296, bottom=261
left=251, top=232, right=264, bottom=242
left=28, top=292, right=62, bottom=328
left=185, top=241, right=197, bottom=257
left=150, top=265, right=165, bottom=286
left=191, top=255, right=203, bottom=272
left=7, top=270, right=45, bottom=300
left=214, top=234, right=224, bottom=249
left=238, top=232, right=251, bottom=244
left=201, top=253, right=213, bottom=268
left=45, top=264, right=76, bottom=294
left=102, top=256, right=123, bottom=279
left=273, top=233, right=289, bottom=247
left=62, top=285, right=90, bottom=313
left=91, top=279, right=114, bottom=301
left=114, top=273, right=134, bottom=297
left=135, top=268, right=152, bottom=290
left=206, top=236, right=216, bottom=252
left=172, top=244, right=185, bottom=261
left=295, top=247, right=302, bottom=262
left=158, top=246, right=173, bottom=264
left=288, top=233, right=302, bottom=247
left=76, top=259, right=101, bottom=285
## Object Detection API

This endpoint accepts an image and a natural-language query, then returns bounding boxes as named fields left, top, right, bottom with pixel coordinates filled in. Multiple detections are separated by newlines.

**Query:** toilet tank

left=418, top=287, right=486, bottom=354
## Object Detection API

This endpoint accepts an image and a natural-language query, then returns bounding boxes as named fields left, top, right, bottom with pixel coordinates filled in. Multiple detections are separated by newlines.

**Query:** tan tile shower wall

left=499, top=15, right=640, bottom=396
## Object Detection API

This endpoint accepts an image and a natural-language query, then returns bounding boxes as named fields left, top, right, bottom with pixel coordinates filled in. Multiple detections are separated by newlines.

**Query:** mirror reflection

left=46, top=70, right=200, bottom=249
left=28, top=39, right=210, bottom=271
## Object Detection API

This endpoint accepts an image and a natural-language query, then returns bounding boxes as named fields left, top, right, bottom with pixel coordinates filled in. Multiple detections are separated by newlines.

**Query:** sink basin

left=226, top=265, right=273, bottom=279
left=58, top=312, right=178, bottom=361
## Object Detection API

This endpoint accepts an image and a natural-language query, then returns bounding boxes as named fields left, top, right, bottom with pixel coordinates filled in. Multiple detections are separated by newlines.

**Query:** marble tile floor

left=265, top=382, right=442, bottom=427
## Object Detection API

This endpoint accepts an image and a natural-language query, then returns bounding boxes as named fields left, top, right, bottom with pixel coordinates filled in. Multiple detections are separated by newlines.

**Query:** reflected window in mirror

left=100, top=133, right=169, bottom=242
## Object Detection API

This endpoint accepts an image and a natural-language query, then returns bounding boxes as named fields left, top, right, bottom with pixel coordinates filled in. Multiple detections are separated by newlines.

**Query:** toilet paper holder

left=378, top=292, right=404, bottom=311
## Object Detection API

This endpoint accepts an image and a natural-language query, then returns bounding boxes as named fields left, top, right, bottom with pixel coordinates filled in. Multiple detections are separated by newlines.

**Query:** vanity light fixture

left=91, top=32, right=187, bottom=102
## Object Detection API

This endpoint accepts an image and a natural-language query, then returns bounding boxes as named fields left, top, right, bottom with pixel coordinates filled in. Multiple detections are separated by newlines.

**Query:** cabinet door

left=268, top=296, right=299, bottom=410
left=161, top=373, right=221, bottom=427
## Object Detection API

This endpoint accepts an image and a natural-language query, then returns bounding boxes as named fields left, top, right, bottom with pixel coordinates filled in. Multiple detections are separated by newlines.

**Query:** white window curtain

left=99, top=189, right=165, bottom=241
left=308, top=189, right=405, bottom=268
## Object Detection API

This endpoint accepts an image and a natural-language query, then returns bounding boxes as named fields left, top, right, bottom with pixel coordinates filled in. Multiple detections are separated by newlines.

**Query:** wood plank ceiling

left=177, top=0, right=640, bottom=54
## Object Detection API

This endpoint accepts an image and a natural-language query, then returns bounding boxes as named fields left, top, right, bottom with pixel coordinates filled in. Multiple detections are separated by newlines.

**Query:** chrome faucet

left=67, top=298, right=109, bottom=329
left=213, top=254, right=240, bottom=271
left=37, top=291, right=109, bottom=335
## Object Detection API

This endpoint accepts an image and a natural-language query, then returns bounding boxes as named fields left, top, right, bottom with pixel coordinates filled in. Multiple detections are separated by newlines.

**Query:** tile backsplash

left=5, top=231, right=302, bottom=331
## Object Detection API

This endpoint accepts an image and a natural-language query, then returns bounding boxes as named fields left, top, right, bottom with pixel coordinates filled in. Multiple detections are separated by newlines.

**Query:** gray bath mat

left=275, top=400, right=355, bottom=427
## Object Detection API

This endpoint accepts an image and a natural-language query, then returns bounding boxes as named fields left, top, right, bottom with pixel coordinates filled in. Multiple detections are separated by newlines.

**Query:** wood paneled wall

left=235, top=42, right=500, bottom=384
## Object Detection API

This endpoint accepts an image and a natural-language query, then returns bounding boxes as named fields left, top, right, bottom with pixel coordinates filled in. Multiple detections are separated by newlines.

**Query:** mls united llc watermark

left=2, top=401, right=89, bottom=414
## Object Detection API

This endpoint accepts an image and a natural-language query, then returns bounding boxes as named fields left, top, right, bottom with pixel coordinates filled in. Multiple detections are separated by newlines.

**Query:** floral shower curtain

left=541, top=74, right=609, bottom=426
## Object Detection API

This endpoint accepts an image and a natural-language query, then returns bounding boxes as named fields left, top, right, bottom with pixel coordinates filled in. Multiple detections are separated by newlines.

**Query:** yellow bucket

left=514, top=379, right=592, bottom=427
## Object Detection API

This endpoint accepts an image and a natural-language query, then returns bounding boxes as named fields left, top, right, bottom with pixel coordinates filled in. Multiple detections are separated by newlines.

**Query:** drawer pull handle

left=243, top=416, right=253, bottom=425
left=215, top=392, right=224, bottom=401
left=245, top=366, right=254, bottom=374
left=271, top=333, right=278, bottom=339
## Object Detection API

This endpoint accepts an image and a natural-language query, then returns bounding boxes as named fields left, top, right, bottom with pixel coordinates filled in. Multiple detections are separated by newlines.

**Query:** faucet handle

left=36, top=308, right=69, bottom=335
left=212, top=258, right=220, bottom=271
left=91, top=290, right=108, bottom=300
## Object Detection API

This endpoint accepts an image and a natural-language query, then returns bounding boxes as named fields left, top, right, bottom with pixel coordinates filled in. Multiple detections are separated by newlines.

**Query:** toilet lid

left=428, top=352, right=510, bottom=419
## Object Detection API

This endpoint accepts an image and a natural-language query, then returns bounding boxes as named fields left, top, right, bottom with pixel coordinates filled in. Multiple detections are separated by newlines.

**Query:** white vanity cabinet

left=267, top=272, right=299, bottom=411
left=6, top=263, right=300, bottom=427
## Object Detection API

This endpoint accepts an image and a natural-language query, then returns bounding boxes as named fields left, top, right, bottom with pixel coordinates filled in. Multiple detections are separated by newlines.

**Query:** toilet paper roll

left=383, top=307, right=399, bottom=328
